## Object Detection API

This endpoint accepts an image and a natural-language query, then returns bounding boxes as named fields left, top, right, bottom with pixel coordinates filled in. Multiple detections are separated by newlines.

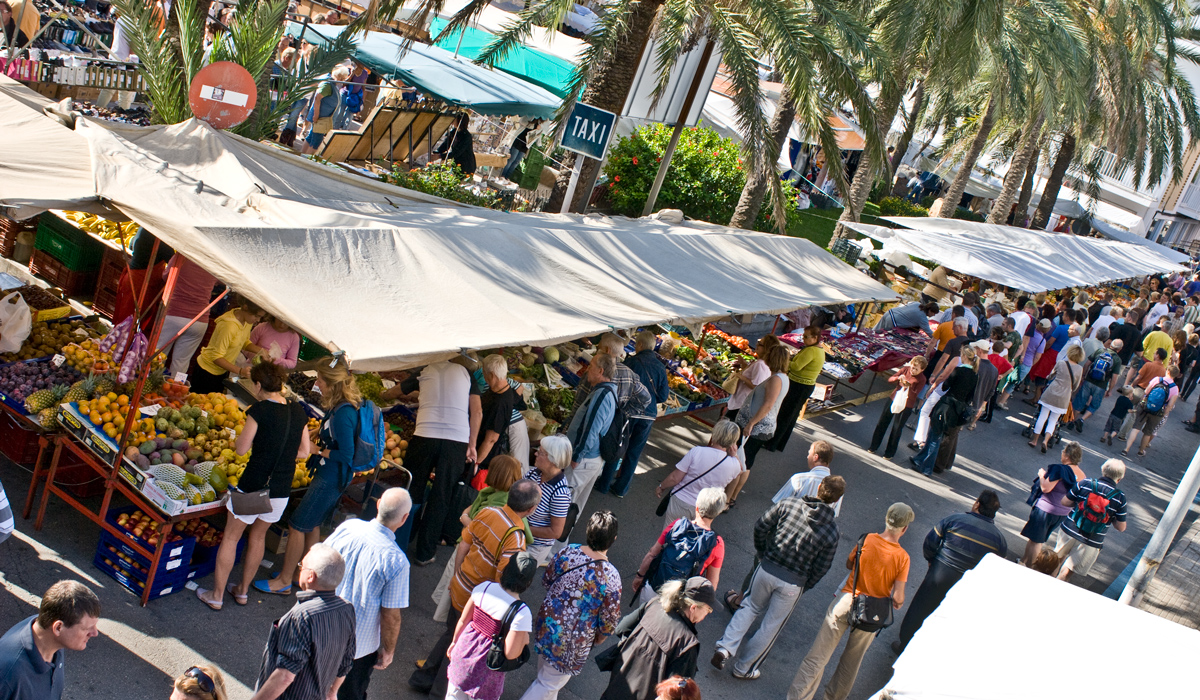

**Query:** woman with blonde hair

left=256, top=356, right=363, bottom=595
left=1027, top=344, right=1084, bottom=453
left=763, top=326, right=824, bottom=453
left=911, top=345, right=978, bottom=476
left=170, top=665, right=228, bottom=700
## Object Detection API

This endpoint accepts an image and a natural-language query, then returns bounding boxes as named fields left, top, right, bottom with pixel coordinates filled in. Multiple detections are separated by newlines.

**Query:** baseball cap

left=969, top=339, right=992, bottom=352
left=683, top=576, right=717, bottom=610
left=886, top=502, right=915, bottom=529
left=1037, top=318, right=1052, bottom=329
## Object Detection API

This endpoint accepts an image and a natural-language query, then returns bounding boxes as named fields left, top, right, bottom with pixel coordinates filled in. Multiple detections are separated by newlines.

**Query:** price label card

left=140, top=405, right=162, bottom=416
left=52, top=354, right=66, bottom=367
left=174, top=372, right=188, bottom=383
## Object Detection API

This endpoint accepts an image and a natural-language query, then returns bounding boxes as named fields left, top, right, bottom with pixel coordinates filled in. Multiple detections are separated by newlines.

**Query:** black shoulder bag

left=848, top=534, right=894, bottom=633
left=485, top=595, right=531, bottom=672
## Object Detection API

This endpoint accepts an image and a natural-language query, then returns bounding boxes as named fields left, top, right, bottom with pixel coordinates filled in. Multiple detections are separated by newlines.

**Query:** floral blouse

left=532, top=545, right=623, bottom=675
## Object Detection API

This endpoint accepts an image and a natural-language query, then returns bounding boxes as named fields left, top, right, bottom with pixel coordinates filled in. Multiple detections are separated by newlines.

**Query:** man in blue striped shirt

left=892, top=490, right=1008, bottom=654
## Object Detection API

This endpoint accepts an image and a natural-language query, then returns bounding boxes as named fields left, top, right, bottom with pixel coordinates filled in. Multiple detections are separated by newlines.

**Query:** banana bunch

left=62, top=211, right=139, bottom=248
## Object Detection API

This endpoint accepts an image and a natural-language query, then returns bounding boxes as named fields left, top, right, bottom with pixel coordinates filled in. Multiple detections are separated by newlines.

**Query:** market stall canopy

left=435, top=0, right=587, bottom=64
left=1086, top=217, right=1192, bottom=264
left=427, top=17, right=575, bottom=97
left=843, top=216, right=1185, bottom=293
left=875, top=556, right=1200, bottom=700
left=287, top=24, right=560, bottom=118
left=0, top=76, right=897, bottom=371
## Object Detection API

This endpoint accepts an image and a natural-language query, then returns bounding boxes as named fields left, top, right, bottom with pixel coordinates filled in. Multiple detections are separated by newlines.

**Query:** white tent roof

left=0, top=77, right=896, bottom=371
left=843, top=216, right=1185, bottom=293
left=875, top=555, right=1200, bottom=700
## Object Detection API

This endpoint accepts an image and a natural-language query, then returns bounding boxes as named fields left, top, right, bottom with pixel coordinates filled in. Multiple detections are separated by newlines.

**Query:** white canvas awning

left=842, top=216, right=1185, bottom=293
left=0, top=77, right=897, bottom=371
left=875, top=555, right=1200, bottom=700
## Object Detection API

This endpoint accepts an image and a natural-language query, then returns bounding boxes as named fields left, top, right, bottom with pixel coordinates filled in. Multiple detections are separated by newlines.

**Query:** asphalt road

left=1, top=372, right=1196, bottom=700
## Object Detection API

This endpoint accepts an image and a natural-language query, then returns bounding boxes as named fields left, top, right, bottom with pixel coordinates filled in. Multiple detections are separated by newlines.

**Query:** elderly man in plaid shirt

left=711, top=475, right=845, bottom=680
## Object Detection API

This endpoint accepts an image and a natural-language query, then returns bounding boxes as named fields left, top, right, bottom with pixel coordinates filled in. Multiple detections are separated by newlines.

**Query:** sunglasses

left=184, top=667, right=215, bottom=695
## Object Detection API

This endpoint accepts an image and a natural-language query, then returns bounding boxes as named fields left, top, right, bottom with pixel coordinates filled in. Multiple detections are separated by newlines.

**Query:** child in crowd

left=1101, top=386, right=1141, bottom=446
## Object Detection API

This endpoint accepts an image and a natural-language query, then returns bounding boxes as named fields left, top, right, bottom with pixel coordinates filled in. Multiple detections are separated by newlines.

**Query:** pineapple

left=24, top=389, right=56, bottom=413
left=145, top=371, right=164, bottom=396
left=93, top=374, right=116, bottom=396
left=38, top=408, right=57, bottom=429
left=64, top=376, right=97, bottom=403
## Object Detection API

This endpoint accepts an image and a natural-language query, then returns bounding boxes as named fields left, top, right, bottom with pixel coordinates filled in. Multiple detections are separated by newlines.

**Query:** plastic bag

left=0, top=292, right=33, bottom=353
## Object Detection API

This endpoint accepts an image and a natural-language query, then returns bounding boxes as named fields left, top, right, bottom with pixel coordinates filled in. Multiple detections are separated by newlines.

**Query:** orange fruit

left=117, top=395, right=129, bottom=406
left=101, top=412, right=113, bottom=423
left=89, top=412, right=102, bottom=425
left=106, top=392, right=118, bottom=402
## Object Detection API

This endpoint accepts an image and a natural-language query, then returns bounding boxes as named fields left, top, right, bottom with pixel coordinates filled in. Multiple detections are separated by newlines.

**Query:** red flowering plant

left=601, top=123, right=800, bottom=231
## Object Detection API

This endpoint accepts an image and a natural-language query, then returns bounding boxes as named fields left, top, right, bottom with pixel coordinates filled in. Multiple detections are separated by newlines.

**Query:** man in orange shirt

left=787, top=503, right=913, bottom=700
left=1135, top=348, right=1168, bottom=389
left=409, top=479, right=539, bottom=696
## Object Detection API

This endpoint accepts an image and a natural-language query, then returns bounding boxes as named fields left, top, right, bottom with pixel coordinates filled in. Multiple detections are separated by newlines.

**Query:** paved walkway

left=1138, top=515, right=1200, bottom=629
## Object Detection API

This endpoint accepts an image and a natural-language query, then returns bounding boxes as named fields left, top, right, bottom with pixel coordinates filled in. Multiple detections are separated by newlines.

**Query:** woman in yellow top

left=763, top=326, right=825, bottom=452
left=191, top=299, right=266, bottom=394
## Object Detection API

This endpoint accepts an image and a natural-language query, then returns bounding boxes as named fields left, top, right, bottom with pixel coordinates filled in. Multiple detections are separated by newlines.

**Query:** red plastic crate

left=29, top=249, right=98, bottom=297
left=0, top=215, right=38, bottom=259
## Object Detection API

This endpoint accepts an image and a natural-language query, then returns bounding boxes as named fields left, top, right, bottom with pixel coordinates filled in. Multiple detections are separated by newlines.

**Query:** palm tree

left=933, top=0, right=1086, bottom=220
left=112, top=0, right=357, bottom=135
left=1030, top=0, right=1200, bottom=230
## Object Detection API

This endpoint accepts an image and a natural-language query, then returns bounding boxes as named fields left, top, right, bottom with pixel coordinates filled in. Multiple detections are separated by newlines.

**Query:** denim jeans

left=594, top=418, right=653, bottom=497
left=912, top=432, right=943, bottom=475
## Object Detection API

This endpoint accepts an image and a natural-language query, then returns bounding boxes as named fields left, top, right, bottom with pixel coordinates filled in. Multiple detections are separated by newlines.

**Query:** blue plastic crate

left=187, top=535, right=246, bottom=582
left=93, top=550, right=187, bottom=600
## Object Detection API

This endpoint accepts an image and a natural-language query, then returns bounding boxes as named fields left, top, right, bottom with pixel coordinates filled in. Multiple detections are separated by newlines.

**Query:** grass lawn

left=786, top=202, right=884, bottom=249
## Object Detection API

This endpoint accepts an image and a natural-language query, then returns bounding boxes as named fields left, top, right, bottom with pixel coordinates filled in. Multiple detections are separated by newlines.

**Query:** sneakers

left=731, top=668, right=761, bottom=680
left=711, top=649, right=730, bottom=670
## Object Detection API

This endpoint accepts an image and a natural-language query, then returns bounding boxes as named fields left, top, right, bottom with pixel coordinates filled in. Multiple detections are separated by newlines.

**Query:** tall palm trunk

left=729, top=87, right=796, bottom=229
left=1031, top=131, right=1075, bottom=230
left=1012, top=145, right=1041, bottom=227
left=889, top=79, right=926, bottom=182
left=938, top=93, right=998, bottom=219
left=546, top=0, right=663, bottom=212
left=987, top=113, right=1045, bottom=225
left=832, top=78, right=908, bottom=240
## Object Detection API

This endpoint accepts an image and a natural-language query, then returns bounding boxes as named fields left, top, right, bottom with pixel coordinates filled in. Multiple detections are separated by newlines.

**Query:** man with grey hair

left=324, top=489, right=412, bottom=700
left=563, top=354, right=619, bottom=525
left=984, top=303, right=1006, bottom=333
left=251, top=544, right=356, bottom=700
left=572, top=334, right=651, bottom=493
left=1071, top=332, right=1123, bottom=433
left=597, top=329, right=669, bottom=497
left=1056, top=459, right=1128, bottom=582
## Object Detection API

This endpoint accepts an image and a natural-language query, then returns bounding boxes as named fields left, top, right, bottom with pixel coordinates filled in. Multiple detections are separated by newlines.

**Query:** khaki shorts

left=1055, top=531, right=1101, bottom=576
left=1132, top=409, right=1167, bottom=436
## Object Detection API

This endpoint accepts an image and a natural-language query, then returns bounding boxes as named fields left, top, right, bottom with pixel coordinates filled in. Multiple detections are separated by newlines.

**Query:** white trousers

left=158, top=315, right=209, bottom=377
left=913, top=385, right=947, bottom=443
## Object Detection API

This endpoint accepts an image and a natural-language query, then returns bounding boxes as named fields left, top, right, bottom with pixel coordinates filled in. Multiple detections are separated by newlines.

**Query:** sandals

left=1121, top=449, right=1129, bottom=456
left=252, top=578, right=293, bottom=595
left=1138, top=449, right=1146, bottom=456
left=227, top=582, right=248, bottom=606
left=723, top=590, right=742, bottom=614
left=196, top=588, right=222, bottom=611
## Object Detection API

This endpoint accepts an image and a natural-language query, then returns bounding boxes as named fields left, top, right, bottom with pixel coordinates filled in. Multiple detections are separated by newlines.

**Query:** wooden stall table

left=32, top=432, right=225, bottom=606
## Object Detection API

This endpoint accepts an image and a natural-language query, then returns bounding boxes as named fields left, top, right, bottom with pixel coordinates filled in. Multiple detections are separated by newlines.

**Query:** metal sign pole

left=561, top=157, right=585, bottom=214
left=641, top=39, right=715, bottom=217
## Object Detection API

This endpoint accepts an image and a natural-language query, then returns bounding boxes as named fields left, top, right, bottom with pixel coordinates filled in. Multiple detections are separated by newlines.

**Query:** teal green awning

left=427, top=17, right=575, bottom=98
left=287, top=24, right=561, bottom=118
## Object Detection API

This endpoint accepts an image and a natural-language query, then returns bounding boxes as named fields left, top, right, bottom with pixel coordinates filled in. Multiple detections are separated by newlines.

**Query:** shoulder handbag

left=485, top=592, right=532, bottom=672
left=230, top=403, right=296, bottom=516
left=848, top=534, right=894, bottom=633
left=655, top=454, right=731, bottom=517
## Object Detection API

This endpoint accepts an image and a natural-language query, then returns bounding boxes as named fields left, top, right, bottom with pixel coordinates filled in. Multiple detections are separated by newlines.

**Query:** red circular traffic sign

left=188, top=61, right=258, bottom=129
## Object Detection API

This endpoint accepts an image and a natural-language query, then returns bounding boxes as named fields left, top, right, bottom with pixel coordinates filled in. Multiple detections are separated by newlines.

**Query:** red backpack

left=1071, top=481, right=1118, bottom=534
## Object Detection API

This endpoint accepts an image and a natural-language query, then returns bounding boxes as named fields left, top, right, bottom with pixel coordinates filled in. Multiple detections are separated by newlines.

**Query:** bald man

left=325, top=489, right=413, bottom=700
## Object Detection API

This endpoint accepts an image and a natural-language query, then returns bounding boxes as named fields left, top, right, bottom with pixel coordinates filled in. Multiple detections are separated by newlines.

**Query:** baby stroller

left=1021, top=405, right=1072, bottom=448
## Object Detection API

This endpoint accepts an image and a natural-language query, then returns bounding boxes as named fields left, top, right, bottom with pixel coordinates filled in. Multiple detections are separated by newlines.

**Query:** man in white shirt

left=1143, top=292, right=1170, bottom=331
left=1089, top=305, right=1123, bottom=339
left=1009, top=301, right=1036, bottom=336
left=771, top=441, right=842, bottom=515
left=984, top=304, right=1006, bottom=333
left=407, top=359, right=482, bottom=567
